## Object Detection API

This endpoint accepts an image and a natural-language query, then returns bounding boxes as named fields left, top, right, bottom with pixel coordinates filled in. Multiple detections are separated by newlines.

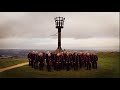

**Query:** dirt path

left=0, top=62, right=29, bottom=72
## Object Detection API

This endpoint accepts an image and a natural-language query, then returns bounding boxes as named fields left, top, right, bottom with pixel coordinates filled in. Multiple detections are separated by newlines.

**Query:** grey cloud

left=0, top=12, right=119, bottom=39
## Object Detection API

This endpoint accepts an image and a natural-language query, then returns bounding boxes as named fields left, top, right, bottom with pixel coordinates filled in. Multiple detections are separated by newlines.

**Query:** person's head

left=83, top=52, right=86, bottom=55
left=41, top=53, right=43, bottom=56
left=48, top=53, right=51, bottom=56
left=46, top=51, right=49, bottom=54
left=57, top=53, right=60, bottom=56
left=79, top=52, right=82, bottom=55
left=32, top=51, right=36, bottom=54
left=35, top=51, right=38, bottom=54
left=87, top=53, right=90, bottom=56
left=38, top=52, right=42, bottom=56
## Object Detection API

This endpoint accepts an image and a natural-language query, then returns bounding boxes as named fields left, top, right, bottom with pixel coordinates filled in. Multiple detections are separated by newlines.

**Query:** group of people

left=27, top=51, right=98, bottom=72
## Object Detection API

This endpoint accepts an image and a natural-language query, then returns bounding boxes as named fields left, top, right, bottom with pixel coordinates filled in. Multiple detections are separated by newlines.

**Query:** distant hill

left=0, top=49, right=54, bottom=58
left=0, top=49, right=29, bottom=58
left=0, top=49, right=119, bottom=58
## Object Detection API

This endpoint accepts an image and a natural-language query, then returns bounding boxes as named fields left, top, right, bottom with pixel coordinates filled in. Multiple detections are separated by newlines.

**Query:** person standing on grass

left=78, top=52, right=82, bottom=69
left=46, top=52, right=52, bottom=72
left=31, top=51, right=36, bottom=68
left=28, top=52, right=32, bottom=66
left=38, top=52, right=44, bottom=70
left=93, top=53, right=98, bottom=69
left=66, top=52, right=70, bottom=71
left=33, top=51, right=38, bottom=69
left=86, top=53, right=91, bottom=70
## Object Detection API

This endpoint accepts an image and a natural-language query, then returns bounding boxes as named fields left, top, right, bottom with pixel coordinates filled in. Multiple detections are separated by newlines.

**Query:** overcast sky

left=0, top=12, right=119, bottom=51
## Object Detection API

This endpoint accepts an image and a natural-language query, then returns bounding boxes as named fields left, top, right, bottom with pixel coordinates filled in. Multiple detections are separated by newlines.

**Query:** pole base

left=55, top=48, right=63, bottom=53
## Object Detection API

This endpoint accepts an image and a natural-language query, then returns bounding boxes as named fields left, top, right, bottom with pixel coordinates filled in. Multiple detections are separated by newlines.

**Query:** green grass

left=0, top=52, right=119, bottom=78
left=0, top=58, right=28, bottom=68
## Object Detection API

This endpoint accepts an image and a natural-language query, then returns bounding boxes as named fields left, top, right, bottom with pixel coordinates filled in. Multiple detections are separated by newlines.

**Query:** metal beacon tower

left=54, top=17, right=65, bottom=53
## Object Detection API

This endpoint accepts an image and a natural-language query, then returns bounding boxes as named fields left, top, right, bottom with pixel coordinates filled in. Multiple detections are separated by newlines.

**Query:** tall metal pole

left=54, top=17, right=65, bottom=53
left=58, top=28, right=61, bottom=49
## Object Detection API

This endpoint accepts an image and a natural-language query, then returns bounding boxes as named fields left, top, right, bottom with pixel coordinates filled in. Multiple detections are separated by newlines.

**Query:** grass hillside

left=0, top=58, right=28, bottom=69
left=0, top=52, right=119, bottom=78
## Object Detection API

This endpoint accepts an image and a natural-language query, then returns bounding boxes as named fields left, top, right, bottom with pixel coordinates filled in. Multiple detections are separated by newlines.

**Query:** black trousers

left=39, top=63, right=44, bottom=70
left=28, top=59, right=31, bottom=66
left=47, top=65, right=51, bottom=72
left=86, top=62, right=91, bottom=70
left=92, top=61, right=97, bottom=69
left=34, top=61, right=38, bottom=69
left=66, top=64, right=70, bottom=71
left=79, top=61, right=82, bottom=68
left=31, top=61, right=34, bottom=68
